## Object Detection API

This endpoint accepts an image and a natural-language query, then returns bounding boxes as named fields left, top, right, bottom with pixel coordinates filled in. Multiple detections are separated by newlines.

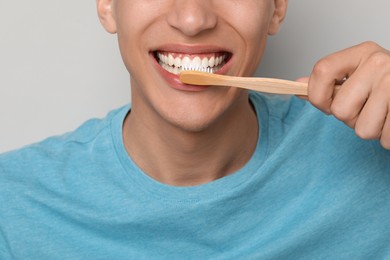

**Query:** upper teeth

left=157, top=52, right=226, bottom=74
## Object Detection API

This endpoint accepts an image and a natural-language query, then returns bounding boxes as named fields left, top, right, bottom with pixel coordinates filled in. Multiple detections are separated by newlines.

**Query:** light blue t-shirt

left=1, top=92, right=390, bottom=259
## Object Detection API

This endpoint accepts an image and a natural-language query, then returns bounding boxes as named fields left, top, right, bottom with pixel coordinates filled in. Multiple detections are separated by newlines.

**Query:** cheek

left=238, top=16, right=270, bottom=47
left=115, top=24, right=148, bottom=78
left=220, top=2, right=272, bottom=73
left=114, top=2, right=164, bottom=74
left=221, top=1, right=272, bottom=40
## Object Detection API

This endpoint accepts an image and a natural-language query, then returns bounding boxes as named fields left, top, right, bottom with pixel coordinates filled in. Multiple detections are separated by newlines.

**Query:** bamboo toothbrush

left=180, top=70, right=339, bottom=96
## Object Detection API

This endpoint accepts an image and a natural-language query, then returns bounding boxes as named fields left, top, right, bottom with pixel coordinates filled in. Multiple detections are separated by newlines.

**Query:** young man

left=1, top=0, right=389, bottom=258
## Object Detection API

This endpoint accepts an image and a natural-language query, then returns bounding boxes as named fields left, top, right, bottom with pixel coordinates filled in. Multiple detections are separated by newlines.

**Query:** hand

left=302, top=41, right=390, bottom=150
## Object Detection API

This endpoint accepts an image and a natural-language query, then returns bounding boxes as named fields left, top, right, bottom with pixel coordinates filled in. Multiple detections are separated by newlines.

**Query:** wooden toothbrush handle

left=180, top=71, right=341, bottom=96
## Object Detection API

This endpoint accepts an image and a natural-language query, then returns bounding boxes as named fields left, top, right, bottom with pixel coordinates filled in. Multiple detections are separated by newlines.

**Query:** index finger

left=307, top=42, right=378, bottom=114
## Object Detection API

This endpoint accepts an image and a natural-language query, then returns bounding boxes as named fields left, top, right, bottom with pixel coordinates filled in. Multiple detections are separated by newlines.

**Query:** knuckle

left=366, top=51, right=390, bottom=68
left=359, top=41, right=381, bottom=51
left=312, top=58, right=333, bottom=77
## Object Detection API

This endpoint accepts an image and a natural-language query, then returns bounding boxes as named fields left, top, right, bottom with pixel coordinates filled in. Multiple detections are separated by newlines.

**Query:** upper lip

left=151, top=44, right=233, bottom=55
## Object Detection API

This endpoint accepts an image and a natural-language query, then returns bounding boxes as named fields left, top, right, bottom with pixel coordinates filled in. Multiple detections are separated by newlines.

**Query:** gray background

left=1, top=1, right=389, bottom=153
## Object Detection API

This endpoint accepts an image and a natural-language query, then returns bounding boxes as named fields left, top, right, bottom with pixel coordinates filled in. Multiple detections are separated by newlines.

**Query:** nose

left=167, top=0, right=218, bottom=37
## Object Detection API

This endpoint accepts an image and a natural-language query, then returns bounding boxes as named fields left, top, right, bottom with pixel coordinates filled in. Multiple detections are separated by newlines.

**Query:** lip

left=151, top=44, right=233, bottom=92
left=153, top=44, right=233, bottom=55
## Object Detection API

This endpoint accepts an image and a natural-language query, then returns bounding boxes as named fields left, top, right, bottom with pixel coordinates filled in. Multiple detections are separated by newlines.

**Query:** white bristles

left=182, top=66, right=214, bottom=74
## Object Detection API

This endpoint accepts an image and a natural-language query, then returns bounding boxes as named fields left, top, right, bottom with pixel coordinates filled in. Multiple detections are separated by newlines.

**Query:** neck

left=123, top=95, right=258, bottom=187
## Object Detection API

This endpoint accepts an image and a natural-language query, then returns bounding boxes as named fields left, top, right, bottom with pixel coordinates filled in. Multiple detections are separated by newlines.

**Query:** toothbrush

left=180, top=70, right=341, bottom=96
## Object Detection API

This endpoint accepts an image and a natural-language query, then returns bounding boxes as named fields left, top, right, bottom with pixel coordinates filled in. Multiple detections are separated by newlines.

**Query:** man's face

left=98, top=0, right=287, bottom=132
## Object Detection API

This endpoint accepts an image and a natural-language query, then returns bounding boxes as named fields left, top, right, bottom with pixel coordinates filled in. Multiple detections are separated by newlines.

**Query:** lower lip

left=151, top=53, right=232, bottom=92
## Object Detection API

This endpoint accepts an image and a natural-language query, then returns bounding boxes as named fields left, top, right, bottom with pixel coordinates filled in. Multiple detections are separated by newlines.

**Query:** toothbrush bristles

left=181, top=66, right=213, bottom=74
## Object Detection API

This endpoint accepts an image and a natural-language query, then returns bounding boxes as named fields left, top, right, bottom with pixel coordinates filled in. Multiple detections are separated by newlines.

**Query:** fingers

left=329, top=63, right=371, bottom=129
left=308, top=44, right=363, bottom=114
left=307, top=41, right=390, bottom=149
left=354, top=88, right=388, bottom=140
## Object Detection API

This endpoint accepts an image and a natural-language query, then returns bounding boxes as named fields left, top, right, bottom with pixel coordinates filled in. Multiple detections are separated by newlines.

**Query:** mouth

left=153, top=50, right=232, bottom=75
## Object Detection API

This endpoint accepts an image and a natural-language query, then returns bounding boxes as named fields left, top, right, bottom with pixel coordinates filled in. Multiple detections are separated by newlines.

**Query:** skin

left=302, top=42, right=390, bottom=149
left=97, top=0, right=389, bottom=186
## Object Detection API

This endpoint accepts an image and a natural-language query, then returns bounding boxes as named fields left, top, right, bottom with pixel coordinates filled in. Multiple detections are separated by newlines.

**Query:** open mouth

left=153, top=51, right=232, bottom=75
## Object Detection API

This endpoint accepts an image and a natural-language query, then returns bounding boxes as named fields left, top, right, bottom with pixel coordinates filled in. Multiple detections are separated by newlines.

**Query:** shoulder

left=0, top=105, right=129, bottom=178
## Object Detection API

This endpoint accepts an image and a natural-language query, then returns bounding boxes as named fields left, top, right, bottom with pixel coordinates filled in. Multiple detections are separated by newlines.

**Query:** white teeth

left=202, top=57, right=208, bottom=68
left=182, top=56, right=191, bottom=68
left=174, top=57, right=181, bottom=67
left=156, top=52, right=227, bottom=75
left=192, top=57, right=201, bottom=69
left=209, top=57, right=215, bottom=67
left=168, top=54, right=174, bottom=66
